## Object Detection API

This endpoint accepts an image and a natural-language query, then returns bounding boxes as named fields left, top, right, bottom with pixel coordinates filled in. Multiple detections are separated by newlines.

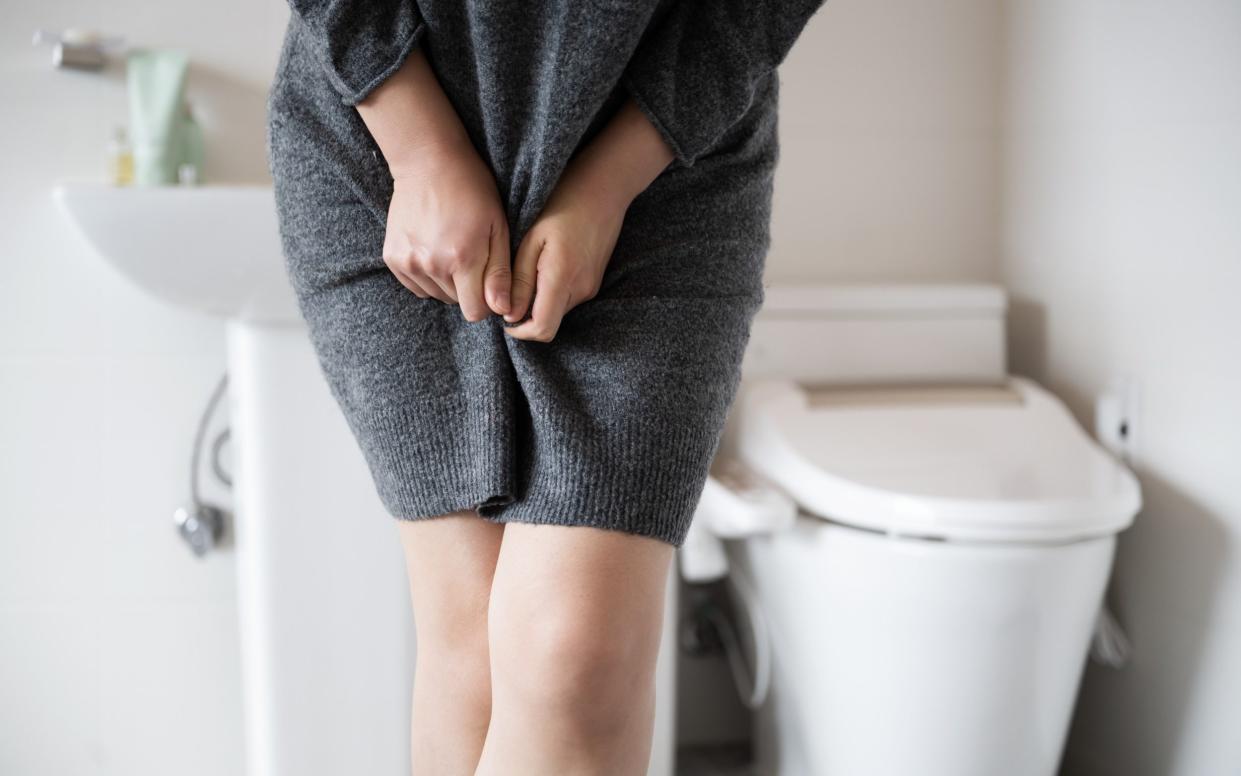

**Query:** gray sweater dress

left=267, top=0, right=825, bottom=547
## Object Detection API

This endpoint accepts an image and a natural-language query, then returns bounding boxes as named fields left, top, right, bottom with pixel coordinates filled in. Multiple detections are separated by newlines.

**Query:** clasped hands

left=357, top=49, right=673, bottom=342
left=381, top=128, right=634, bottom=342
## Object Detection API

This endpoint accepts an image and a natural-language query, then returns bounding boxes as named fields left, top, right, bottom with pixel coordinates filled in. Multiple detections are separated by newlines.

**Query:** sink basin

left=54, top=183, right=299, bottom=323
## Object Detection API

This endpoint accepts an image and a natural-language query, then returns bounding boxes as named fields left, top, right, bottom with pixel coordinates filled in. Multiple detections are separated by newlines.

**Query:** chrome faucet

left=31, top=28, right=125, bottom=71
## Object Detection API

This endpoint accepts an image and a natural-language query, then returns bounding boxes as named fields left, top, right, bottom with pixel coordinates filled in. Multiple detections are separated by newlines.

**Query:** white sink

left=54, top=183, right=299, bottom=322
left=50, top=182, right=416, bottom=775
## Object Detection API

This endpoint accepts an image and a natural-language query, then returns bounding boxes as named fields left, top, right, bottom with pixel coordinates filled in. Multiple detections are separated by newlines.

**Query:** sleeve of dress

left=621, top=0, right=827, bottom=167
left=285, top=0, right=428, bottom=106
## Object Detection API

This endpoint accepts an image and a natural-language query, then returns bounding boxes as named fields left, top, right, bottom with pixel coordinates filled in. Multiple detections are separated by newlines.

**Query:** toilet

left=687, top=284, right=1141, bottom=776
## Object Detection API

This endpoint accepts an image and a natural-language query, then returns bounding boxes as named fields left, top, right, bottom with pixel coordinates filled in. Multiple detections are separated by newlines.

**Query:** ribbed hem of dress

left=355, top=380, right=516, bottom=521
left=478, top=400, right=719, bottom=548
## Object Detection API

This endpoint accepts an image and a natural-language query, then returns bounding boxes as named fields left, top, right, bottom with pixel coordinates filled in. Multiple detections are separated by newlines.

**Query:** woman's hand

left=383, top=142, right=511, bottom=321
left=502, top=163, right=626, bottom=341
left=357, top=49, right=511, bottom=321
left=505, top=98, right=675, bottom=341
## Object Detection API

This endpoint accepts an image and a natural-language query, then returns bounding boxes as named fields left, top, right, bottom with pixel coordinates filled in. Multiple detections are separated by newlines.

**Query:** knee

left=489, top=606, right=658, bottom=733
left=414, top=600, right=493, bottom=709
left=416, top=636, right=493, bottom=719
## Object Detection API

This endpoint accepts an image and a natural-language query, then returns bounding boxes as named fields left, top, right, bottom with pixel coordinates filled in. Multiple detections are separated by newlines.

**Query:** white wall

left=771, top=0, right=1002, bottom=282
left=1001, top=2, right=1241, bottom=775
left=0, top=1, right=286, bottom=773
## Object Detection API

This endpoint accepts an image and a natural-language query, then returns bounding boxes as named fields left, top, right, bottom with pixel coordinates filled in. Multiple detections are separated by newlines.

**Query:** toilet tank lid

left=734, top=377, right=1141, bottom=543
left=760, top=283, right=1007, bottom=317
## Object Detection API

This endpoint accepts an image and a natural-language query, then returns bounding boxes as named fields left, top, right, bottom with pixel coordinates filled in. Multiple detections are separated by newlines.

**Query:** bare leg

left=397, top=512, right=505, bottom=776
left=475, top=522, right=674, bottom=776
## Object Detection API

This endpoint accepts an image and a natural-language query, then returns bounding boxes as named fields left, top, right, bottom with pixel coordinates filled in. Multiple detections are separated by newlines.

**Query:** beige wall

left=1001, top=2, right=1241, bottom=774
left=769, top=0, right=1003, bottom=283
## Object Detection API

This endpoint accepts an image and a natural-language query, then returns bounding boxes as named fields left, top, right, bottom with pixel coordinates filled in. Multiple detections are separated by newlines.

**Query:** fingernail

left=495, top=291, right=511, bottom=314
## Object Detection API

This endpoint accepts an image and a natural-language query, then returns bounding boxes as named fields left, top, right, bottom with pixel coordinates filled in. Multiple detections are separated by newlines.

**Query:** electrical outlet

left=1094, top=378, right=1140, bottom=463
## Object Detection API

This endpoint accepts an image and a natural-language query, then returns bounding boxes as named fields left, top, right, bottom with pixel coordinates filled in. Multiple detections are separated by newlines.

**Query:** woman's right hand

left=356, top=49, right=511, bottom=321
left=383, top=142, right=511, bottom=321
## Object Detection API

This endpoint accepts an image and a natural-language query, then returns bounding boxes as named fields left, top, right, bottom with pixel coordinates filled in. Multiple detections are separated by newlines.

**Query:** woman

left=267, top=1, right=824, bottom=772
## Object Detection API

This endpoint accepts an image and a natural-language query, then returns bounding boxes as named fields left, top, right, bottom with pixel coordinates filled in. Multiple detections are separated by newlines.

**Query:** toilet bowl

left=688, top=284, right=1140, bottom=776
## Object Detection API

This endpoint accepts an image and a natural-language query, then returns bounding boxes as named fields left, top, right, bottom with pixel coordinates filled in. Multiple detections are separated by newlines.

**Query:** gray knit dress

left=267, top=0, right=825, bottom=547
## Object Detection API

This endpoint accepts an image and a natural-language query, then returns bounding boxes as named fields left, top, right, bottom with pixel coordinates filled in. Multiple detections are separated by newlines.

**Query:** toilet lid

left=734, top=377, right=1142, bottom=543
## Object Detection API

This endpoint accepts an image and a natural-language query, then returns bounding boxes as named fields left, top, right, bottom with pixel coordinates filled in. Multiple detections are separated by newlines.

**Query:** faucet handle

left=174, top=504, right=227, bottom=558
left=32, top=28, right=126, bottom=70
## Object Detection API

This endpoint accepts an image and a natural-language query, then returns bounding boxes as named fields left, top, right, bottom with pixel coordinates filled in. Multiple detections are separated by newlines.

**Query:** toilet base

left=729, top=514, right=1114, bottom=776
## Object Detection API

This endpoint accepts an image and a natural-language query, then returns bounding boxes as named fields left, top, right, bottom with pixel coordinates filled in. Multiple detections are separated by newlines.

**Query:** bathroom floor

left=676, top=744, right=757, bottom=776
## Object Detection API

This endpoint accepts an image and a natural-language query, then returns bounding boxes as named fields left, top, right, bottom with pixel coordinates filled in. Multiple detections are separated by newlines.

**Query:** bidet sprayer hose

left=705, top=565, right=772, bottom=710
left=191, top=374, right=230, bottom=506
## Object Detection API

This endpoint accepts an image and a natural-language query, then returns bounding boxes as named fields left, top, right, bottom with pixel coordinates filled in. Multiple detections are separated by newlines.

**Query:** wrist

left=386, top=134, right=476, bottom=181
left=356, top=49, right=476, bottom=182
left=560, top=149, right=641, bottom=215
left=572, top=98, right=675, bottom=209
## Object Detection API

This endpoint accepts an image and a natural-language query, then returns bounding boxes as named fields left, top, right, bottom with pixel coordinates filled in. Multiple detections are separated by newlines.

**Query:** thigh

left=398, top=513, right=505, bottom=641
left=488, top=523, right=673, bottom=652
left=487, top=293, right=762, bottom=547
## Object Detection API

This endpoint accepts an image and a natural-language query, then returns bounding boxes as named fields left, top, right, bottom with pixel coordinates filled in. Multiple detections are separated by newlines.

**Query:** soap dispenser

left=108, top=126, right=134, bottom=186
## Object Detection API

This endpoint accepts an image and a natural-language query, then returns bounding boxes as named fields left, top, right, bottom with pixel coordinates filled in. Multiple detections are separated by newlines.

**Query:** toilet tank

left=742, top=284, right=1008, bottom=386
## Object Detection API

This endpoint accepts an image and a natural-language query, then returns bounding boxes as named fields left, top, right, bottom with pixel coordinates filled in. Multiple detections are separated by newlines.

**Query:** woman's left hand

left=503, top=98, right=675, bottom=342
left=503, top=163, right=627, bottom=342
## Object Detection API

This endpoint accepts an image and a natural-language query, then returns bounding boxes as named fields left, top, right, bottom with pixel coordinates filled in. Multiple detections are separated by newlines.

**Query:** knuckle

left=421, top=247, right=450, bottom=273
left=426, top=256, right=452, bottom=276
left=443, top=244, right=474, bottom=271
left=383, top=251, right=410, bottom=272
left=511, top=274, right=536, bottom=294
left=407, top=251, right=435, bottom=274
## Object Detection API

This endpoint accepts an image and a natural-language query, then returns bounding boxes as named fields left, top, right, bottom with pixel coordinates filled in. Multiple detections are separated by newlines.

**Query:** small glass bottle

left=108, top=126, right=134, bottom=186
left=178, top=102, right=205, bottom=185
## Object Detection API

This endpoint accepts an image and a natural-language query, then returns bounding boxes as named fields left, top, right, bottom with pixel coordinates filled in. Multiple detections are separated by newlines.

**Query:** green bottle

left=127, top=49, right=189, bottom=186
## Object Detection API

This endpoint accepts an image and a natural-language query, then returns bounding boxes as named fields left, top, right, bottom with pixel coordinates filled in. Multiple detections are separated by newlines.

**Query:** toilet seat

left=734, top=376, right=1141, bottom=543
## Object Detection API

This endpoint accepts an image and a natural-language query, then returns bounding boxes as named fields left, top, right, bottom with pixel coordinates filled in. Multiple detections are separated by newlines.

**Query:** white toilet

left=688, top=284, right=1141, bottom=776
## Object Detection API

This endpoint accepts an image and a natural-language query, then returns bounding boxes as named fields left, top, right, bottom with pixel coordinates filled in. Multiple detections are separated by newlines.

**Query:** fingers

left=506, top=232, right=542, bottom=324
left=505, top=243, right=573, bottom=343
left=426, top=270, right=459, bottom=304
left=452, top=260, right=489, bottom=322
left=390, top=267, right=432, bottom=299
left=389, top=235, right=511, bottom=323
left=386, top=245, right=457, bottom=303
left=455, top=221, right=510, bottom=322
left=484, top=223, right=512, bottom=316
